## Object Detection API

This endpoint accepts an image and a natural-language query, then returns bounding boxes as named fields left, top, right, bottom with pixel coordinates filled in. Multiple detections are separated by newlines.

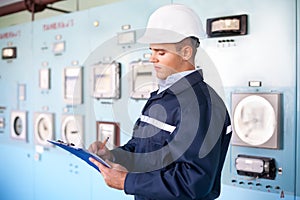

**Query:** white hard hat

left=138, top=4, right=206, bottom=44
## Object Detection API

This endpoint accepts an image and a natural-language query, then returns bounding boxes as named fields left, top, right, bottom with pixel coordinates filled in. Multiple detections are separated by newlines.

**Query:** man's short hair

left=175, top=36, right=200, bottom=58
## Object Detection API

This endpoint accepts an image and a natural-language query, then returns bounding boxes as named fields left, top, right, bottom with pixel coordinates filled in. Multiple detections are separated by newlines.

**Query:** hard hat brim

left=137, top=28, right=188, bottom=44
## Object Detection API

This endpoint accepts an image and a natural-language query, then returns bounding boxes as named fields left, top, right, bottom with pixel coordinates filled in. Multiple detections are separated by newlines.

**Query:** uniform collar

left=149, top=69, right=203, bottom=100
left=168, top=69, right=203, bottom=95
left=157, top=70, right=195, bottom=94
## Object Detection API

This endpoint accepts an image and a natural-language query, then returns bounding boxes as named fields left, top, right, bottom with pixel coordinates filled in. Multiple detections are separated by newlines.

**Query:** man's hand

left=88, top=141, right=113, bottom=161
left=89, top=157, right=128, bottom=190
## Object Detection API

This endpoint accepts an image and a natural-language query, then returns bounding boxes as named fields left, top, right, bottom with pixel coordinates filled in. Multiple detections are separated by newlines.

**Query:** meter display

left=61, top=115, right=84, bottom=147
left=96, top=121, right=120, bottom=150
left=92, top=62, right=121, bottom=99
left=235, top=154, right=276, bottom=180
left=206, top=14, right=248, bottom=37
left=130, top=61, right=158, bottom=99
left=117, top=31, right=136, bottom=44
left=2, top=47, right=17, bottom=59
left=52, top=41, right=65, bottom=55
left=63, top=67, right=83, bottom=105
left=39, top=68, right=50, bottom=90
left=10, top=110, right=27, bottom=141
left=34, top=112, right=54, bottom=146
left=231, top=93, right=281, bottom=149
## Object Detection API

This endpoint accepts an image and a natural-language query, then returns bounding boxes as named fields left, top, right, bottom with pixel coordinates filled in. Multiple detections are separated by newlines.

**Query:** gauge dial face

left=11, top=111, right=27, bottom=141
left=233, top=95, right=276, bottom=146
left=34, top=113, right=54, bottom=146
left=37, top=117, right=51, bottom=141
left=63, top=117, right=81, bottom=146
left=14, top=116, right=23, bottom=135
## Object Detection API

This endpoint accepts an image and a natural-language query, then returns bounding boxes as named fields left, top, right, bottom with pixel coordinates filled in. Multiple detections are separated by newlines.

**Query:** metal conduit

left=0, top=0, right=65, bottom=17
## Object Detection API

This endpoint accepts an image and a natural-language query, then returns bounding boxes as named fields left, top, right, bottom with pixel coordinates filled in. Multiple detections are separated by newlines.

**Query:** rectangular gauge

left=2, top=47, right=17, bottom=59
left=18, top=84, right=26, bottom=101
left=39, top=68, right=50, bottom=90
left=96, top=121, right=120, bottom=150
left=63, top=67, right=83, bottom=105
left=117, top=31, right=136, bottom=44
left=235, top=154, right=276, bottom=180
left=92, top=62, right=121, bottom=99
left=130, top=61, right=158, bottom=99
left=52, top=41, right=65, bottom=55
left=206, top=14, right=248, bottom=37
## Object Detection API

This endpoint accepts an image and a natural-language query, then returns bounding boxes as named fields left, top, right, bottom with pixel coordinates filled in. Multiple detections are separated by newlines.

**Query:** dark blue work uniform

left=111, top=70, right=232, bottom=200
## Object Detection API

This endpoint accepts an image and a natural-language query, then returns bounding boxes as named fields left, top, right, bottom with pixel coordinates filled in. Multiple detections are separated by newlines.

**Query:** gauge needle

left=43, top=122, right=48, bottom=131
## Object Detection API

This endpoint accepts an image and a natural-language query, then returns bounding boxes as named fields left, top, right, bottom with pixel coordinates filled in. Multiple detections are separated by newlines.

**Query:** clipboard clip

left=57, top=139, right=75, bottom=147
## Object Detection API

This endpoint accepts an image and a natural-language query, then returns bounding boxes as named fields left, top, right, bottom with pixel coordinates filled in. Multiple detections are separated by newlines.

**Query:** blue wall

left=0, top=0, right=299, bottom=199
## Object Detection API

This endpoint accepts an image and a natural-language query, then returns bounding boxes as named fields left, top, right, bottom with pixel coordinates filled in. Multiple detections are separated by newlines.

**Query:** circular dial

left=14, top=116, right=23, bottom=136
left=64, top=118, right=81, bottom=146
left=37, top=117, right=51, bottom=141
left=233, top=95, right=276, bottom=146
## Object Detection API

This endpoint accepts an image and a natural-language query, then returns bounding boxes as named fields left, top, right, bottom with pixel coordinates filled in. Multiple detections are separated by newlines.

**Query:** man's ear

left=181, top=46, right=193, bottom=61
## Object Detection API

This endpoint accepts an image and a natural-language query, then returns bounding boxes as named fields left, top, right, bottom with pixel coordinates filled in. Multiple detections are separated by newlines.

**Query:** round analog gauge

left=233, top=95, right=276, bottom=146
left=63, top=118, right=81, bottom=146
left=14, top=116, right=23, bottom=136
left=37, top=117, right=51, bottom=141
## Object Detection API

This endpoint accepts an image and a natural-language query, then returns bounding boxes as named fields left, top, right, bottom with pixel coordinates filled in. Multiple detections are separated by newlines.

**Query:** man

left=89, top=4, right=232, bottom=200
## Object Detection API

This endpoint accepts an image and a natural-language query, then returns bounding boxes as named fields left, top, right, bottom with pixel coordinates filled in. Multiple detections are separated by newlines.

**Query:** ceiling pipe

left=0, top=1, right=26, bottom=17
left=0, top=0, right=66, bottom=17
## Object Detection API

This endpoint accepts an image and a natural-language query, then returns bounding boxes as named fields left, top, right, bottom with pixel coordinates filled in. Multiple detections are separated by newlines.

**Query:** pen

left=100, top=137, right=109, bottom=149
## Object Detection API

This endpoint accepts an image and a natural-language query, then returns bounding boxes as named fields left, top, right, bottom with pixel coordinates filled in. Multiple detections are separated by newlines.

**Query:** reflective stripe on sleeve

left=140, top=115, right=176, bottom=134
left=226, top=125, right=232, bottom=135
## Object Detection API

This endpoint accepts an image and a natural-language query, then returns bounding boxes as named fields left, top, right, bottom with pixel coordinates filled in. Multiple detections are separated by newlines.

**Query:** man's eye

left=158, top=52, right=165, bottom=56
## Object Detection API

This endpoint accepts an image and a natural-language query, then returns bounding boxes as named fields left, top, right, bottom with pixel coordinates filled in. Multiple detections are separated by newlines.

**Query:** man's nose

left=149, top=54, right=158, bottom=63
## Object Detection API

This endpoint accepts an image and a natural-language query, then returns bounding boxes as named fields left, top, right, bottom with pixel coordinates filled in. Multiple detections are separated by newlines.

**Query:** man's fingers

left=89, top=157, right=106, bottom=172
left=105, top=159, right=113, bottom=166
left=88, top=142, right=98, bottom=153
left=88, top=141, right=104, bottom=153
left=105, top=160, right=128, bottom=172
left=87, top=145, right=94, bottom=153
left=89, top=157, right=127, bottom=190
left=96, top=148, right=106, bottom=156
left=89, top=157, right=98, bottom=167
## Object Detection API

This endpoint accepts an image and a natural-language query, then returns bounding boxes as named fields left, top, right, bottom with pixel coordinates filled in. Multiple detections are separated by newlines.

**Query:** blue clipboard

left=48, top=140, right=111, bottom=172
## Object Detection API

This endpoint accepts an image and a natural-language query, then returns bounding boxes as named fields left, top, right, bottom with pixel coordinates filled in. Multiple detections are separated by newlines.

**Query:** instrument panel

left=0, top=0, right=298, bottom=200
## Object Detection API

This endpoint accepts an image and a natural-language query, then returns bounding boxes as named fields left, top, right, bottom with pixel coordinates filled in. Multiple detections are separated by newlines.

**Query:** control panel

left=0, top=0, right=298, bottom=200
